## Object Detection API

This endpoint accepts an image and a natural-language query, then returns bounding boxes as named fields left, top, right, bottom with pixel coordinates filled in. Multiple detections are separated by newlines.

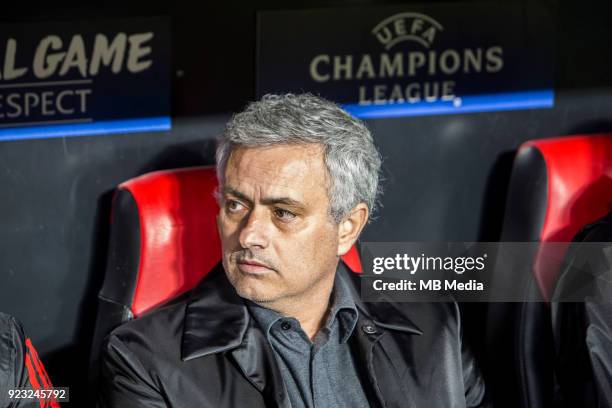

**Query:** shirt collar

left=245, top=300, right=284, bottom=339
left=326, top=269, right=359, bottom=343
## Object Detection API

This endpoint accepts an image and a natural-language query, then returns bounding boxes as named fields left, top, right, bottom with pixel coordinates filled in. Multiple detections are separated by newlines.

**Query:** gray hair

left=216, top=93, right=382, bottom=223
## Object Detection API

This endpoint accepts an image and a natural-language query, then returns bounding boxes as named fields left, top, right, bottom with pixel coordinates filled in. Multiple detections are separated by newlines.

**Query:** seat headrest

left=507, top=134, right=612, bottom=299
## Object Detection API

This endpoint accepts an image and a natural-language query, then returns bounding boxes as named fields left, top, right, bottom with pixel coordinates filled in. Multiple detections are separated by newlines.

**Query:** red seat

left=118, top=166, right=222, bottom=316
left=518, top=135, right=612, bottom=300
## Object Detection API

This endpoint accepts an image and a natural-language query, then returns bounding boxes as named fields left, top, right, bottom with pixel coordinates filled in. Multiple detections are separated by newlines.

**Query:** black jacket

left=552, top=212, right=612, bottom=408
left=0, top=313, right=59, bottom=408
left=98, top=263, right=487, bottom=408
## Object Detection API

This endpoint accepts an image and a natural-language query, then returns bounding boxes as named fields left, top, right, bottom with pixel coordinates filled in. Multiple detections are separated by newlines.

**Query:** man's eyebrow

left=223, top=187, right=253, bottom=205
left=260, top=196, right=304, bottom=207
left=223, top=187, right=304, bottom=208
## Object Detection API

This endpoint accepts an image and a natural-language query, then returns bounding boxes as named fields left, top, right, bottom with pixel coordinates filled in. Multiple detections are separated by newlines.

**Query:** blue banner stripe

left=342, top=90, right=554, bottom=119
left=0, top=116, right=171, bottom=141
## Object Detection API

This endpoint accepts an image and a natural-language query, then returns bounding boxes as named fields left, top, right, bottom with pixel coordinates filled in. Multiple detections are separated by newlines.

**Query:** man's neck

left=263, top=273, right=335, bottom=341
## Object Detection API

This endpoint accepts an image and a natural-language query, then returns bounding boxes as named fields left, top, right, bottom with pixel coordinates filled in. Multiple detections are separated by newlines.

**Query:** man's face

left=217, top=144, right=340, bottom=306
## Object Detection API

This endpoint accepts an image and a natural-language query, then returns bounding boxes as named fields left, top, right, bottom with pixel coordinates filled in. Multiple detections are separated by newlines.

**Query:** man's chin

left=236, top=288, right=280, bottom=304
left=232, top=278, right=281, bottom=304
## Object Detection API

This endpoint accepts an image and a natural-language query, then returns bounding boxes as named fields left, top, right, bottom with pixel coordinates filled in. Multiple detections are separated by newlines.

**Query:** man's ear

left=337, top=203, right=369, bottom=256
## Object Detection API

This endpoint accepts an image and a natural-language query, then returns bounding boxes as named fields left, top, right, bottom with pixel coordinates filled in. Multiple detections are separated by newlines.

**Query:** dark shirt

left=247, top=271, right=370, bottom=408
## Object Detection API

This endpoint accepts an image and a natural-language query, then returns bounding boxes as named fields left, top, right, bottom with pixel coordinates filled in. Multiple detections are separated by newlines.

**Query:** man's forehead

left=225, top=144, right=327, bottom=189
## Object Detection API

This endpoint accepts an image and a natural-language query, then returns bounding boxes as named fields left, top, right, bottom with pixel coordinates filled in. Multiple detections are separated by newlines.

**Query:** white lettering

left=59, top=35, right=88, bottom=77
left=56, top=90, right=75, bottom=114
left=355, top=54, right=375, bottom=79
left=24, top=92, right=40, bottom=116
left=463, top=49, right=482, bottom=73
left=2, top=39, right=28, bottom=80
left=379, top=53, right=403, bottom=77
left=373, top=84, right=386, bottom=104
left=310, top=54, right=330, bottom=82
left=375, top=27, right=392, bottom=46
left=389, top=84, right=405, bottom=103
left=421, top=26, right=437, bottom=44
left=394, top=18, right=407, bottom=36
left=333, top=55, right=353, bottom=80
left=410, top=19, right=423, bottom=35
left=127, top=32, right=153, bottom=73
left=442, top=81, right=455, bottom=101
left=6, top=93, right=22, bottom=117
left=439, top=50, right=461, bottom=74
left=75, top=89, right=92, bottom=112
left=358, top=85, right=371, bottom=105
left=407, top=52, right=425, bottom=76
left=486, top=46, right=504, bottom=72
left=33, top=36, right=65, bottom=78
left=89, top=33, right=127, bottom=75
left=406, top=83, right=420, bottom=102
left=41, top=91, right=55, bottom=115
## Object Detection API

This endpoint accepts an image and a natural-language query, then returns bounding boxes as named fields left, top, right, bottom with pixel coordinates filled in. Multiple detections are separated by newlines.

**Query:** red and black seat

left=488, top=134, right=612, bottom=408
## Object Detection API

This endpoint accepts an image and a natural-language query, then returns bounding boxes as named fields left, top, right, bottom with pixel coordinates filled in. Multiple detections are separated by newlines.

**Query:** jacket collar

left=181, top=261, right=421, bottom=361
left=181, top=263, right=249, bottom=361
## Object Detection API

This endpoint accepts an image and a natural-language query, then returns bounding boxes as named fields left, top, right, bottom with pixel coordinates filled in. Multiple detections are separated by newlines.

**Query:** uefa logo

left=372, top=12, right=443, bottom=50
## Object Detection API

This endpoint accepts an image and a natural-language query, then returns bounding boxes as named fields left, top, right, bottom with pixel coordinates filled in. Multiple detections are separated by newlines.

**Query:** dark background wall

left=1, top=0, right=612, bottom=405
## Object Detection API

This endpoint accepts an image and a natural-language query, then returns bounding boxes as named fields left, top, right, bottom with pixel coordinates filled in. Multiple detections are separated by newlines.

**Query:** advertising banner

left=257, top=3, right=554, bottom=118
left=0, top=17, right=170, bottom=141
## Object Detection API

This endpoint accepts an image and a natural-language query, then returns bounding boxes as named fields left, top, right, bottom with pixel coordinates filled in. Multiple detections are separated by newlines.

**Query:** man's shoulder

left=0, top=312, right=26, bottom=358
left=107, top=265, right=227, bottom=346
left=0, top=312, right=24, bottom=337
left=105, top=294, right=190, bottom=362
left=114, top=298, right=187, bottom=333
left=103, top=264, right=235, bottom=364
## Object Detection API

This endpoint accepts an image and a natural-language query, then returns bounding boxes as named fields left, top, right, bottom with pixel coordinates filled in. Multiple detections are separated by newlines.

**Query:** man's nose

left=238, top=207, right=270, bottom=249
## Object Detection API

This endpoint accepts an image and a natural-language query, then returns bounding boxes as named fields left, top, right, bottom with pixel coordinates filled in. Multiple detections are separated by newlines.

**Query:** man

left=553, top=211, right=612, bottom=407
left=0, top=313, right=60, bottom=408
left=98, top=94, right=487, bottom=407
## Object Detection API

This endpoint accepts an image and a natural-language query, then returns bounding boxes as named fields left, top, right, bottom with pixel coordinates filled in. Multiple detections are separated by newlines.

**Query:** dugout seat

left=487, top=134, right=612, bottom=408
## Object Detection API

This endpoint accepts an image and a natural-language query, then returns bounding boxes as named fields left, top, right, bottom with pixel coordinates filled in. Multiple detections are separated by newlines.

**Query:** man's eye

left=226, top=200, right=244, bottom=212
left=274, top=208, right=296, bottom=221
